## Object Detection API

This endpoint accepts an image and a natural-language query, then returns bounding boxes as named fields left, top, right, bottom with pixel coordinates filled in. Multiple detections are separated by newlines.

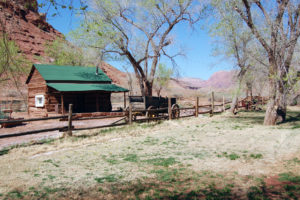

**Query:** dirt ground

left=0, top=117, right=124, bottom=149
left=0, top=99, right=201, bottom=149
left=0, top=108, right=299, bottom=199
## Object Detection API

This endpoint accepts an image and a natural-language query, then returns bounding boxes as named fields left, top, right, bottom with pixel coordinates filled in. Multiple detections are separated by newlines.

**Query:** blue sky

left=40, top=2, right=233, bottom=80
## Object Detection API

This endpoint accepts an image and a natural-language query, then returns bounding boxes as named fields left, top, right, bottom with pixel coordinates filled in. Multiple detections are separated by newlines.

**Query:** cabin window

left=35, top=95, right=45, bottom=107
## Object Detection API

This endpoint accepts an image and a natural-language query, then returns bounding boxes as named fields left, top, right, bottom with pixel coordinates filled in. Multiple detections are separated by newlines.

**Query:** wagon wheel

left=146, top=106, right=158, bottom=118
left=132, top=113, right=137, bottom=121
left=125, top=107, right=130, bottom=122
left=171, top=104, right=180, bottom=119
left=124, top=107, right=137, bottom=122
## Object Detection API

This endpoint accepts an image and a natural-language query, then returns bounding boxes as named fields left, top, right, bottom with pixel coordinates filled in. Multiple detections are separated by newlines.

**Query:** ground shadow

left=278, top=111, right=300, bottom=125
left=227, top=110, right=266, bottom=125
left=228, top=110, right=300, bottom=126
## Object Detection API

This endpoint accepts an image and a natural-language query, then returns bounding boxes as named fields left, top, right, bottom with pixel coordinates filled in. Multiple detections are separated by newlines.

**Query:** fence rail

left=0, top=93, right=262, bottom=139
left=0, top=126, right=70, bottom=139
left=0, top=115, right=71, bottom=124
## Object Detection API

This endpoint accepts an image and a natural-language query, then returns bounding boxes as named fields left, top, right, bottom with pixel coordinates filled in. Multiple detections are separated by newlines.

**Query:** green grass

left=99, top=127, right=120, bottom=134
left=217, top=151, right=264, bottom=160
left=246, top=186, right=266, bottom=200
left=217, top=152, right=240, bottom=160
left=290, top=157, right=300, bottom=164
left=6, top=190, right=24, bottom=199
left=278, top=172, right=300, bottom=183
left=47, top=174, right=56, bottom=180
left=95, top=174, right=118, bottom=183
left=246, top=173, right=300, bottom=200
left=123, top=153, right=139, bottom=162
left=43, top=159, right=60, bottom=167
left=151, top=169, right=179, bottom=182
left=250, top=153, right=263, bottom=159
left=142, top=136, right=159, bottom=145
left=0, top=148, right=9, bottom=156
left=144, top=157, right=177, bottom=167
left=291, top=124, right=300, bottom=129
left=102, top=155, right=121, bottom=165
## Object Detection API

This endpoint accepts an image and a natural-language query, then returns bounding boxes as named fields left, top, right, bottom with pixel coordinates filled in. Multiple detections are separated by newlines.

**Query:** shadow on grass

left=227, top=109, right=300, bottom=127
left=278, top=111, right=300, bottom=125
left=227, top=111, right=265, bottom=125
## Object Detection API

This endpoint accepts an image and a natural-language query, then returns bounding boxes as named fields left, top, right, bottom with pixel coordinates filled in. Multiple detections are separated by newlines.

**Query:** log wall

left=27, top=68, right=48, bottom=117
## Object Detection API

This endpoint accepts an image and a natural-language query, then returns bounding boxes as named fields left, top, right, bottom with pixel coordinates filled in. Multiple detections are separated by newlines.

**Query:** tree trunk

left=144, top=80, right=153, bottom=96
left=264, top=58, right=278, bottom=125
left=246, top=81, right=253, bottom=100
left=276, top=86, right=287, bottom=123
left=263, top=79, right=278, bottom=125
left=229, top=78, right=243, bottom=114
left=264, top=97, right=277, bottom=125
left=139, top=78, right=145, bottom=96
left=229, top=96, right=238, bottom=114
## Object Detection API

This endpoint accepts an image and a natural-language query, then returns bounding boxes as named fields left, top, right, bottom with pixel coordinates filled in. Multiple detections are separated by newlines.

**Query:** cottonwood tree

left=44, top=38, right=85, bottom=66
left=232, top=0, right=300, bottom=125
left=73, top=0, right=206, bottom=96
left=210, top=2, right=253, bottom=114
left=154, top=63, right=173, bottom=96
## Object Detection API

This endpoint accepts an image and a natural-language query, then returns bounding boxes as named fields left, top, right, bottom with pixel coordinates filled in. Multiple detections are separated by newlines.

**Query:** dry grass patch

left=0, top=107, right=299, bottom=199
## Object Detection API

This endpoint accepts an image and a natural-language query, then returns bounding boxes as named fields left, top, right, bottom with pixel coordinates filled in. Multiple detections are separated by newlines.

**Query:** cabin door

left=76, top=94, right=86, bottom=113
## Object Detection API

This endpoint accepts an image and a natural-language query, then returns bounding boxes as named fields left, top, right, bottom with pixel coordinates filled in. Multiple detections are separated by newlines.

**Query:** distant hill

left=171, top=71, right=236, bottom=91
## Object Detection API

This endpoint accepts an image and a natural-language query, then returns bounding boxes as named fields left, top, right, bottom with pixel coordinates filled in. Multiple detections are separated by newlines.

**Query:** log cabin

left=26, top=64, right=128, bottom=117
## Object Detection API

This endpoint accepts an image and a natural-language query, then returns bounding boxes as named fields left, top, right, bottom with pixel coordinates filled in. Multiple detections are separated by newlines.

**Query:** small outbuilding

left=26, top=64, right=128, bottom=117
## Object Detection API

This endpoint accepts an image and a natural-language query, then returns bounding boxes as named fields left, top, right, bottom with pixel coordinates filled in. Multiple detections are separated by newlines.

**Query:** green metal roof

left=47, top=83, right=128, bottom=92
left=34, top=64, right=112, bottom=82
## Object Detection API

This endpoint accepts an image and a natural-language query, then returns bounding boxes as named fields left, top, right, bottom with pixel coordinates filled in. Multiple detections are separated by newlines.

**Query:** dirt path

left=0, top=117, right=123, bottom=149
left=0, top=108, right=199, bottom=149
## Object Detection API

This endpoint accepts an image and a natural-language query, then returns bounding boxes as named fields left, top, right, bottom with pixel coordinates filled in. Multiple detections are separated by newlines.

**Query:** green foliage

left=154, top=63, right=173, bottom=96
left=44, top=38, right=85, bottom=66
left=0, top=34, right=31, bottom=82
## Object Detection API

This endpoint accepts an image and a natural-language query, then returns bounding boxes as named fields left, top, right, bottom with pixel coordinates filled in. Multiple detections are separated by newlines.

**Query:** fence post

left=211, top=91, right=214, bottom=116
left=195, top=97, right=199, bottom=117
left=124, top=92, right=126, bottom=109
left=222, top=95, right=225, bottom=112
left=67, top=104, right=73, bottom=136
left=129, top=103, right=132, bottom=125
left=168, top=97, right=172, bottom=120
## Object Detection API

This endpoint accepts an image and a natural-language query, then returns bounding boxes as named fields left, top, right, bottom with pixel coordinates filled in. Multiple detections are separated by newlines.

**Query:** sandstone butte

left=0, top=0, right=63, bottom=62
left=0, top=0, right=127, bottom=85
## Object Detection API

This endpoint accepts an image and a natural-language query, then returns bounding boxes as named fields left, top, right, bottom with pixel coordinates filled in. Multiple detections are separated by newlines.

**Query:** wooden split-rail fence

left=0, top=93, right=235, bottom=139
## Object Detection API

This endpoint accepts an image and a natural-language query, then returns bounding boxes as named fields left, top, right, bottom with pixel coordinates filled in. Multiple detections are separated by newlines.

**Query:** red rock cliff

left=0, top=0, right=62, bottom=62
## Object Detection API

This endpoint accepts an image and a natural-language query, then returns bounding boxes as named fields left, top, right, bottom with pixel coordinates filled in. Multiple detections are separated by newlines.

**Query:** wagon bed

left=128, top=96, right=179, bottom=119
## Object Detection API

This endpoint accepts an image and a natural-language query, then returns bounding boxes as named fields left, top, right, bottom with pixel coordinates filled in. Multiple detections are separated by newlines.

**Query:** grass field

left=0, top=108, right=299, bottom=199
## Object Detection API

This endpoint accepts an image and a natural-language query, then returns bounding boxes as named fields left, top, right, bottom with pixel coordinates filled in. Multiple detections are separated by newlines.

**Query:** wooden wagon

left=241, top=96, right=265, bottom=111
left=0, top=109, right=24, bottom=128
left=127, top=96, right=180, bottom=120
